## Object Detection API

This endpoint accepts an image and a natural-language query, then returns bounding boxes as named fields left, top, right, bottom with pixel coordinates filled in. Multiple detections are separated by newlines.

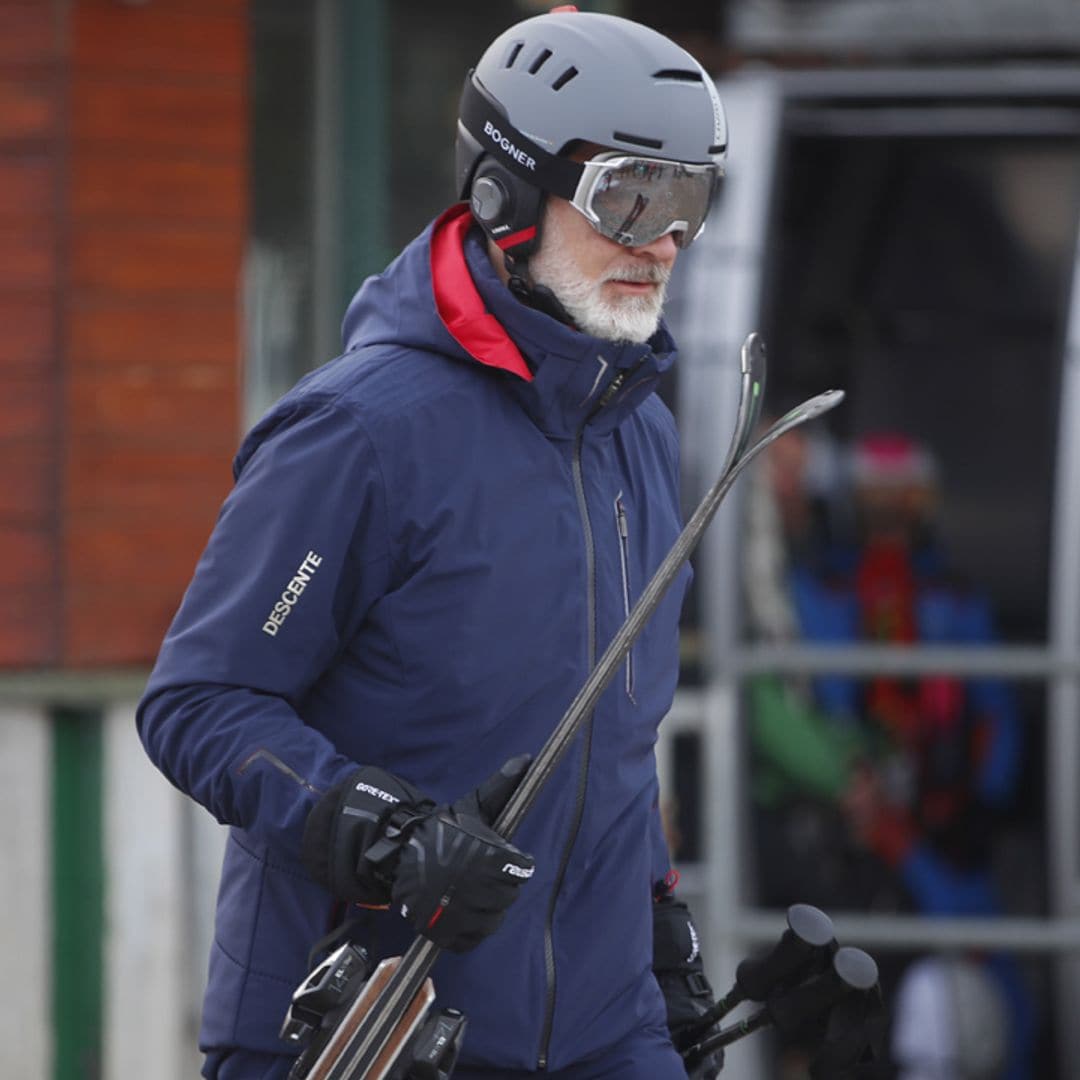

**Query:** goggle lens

left=575, top=155, right=720, bottom=249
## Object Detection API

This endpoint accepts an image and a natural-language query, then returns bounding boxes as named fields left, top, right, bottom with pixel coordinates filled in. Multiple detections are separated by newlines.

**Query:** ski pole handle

left=686, top=903, right=836, bottom=1034
left=733, top=903, right=837, bottom=1003
left=683, top=947, right=880, bottom=1067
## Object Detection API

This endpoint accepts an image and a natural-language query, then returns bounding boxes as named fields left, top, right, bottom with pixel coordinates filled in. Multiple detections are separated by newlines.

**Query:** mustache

left=603, top=261, right=671, bottom=286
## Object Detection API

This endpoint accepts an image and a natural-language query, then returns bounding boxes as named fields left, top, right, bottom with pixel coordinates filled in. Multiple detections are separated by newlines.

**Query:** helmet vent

left=504, top=41, right=524, bottom=68
left=653, top=68, right=704, bottom=82
left=551, top=66, right=578, bottom=91
left=528, top=48, right=553, bottom=75
left=613, top=131, right=664, bottom=151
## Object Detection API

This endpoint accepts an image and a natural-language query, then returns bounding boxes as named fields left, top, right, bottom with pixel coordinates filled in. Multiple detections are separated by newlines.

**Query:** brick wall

left=0, top=0, right=249, bottom=668
left=0, top=2, right=65, bottom=666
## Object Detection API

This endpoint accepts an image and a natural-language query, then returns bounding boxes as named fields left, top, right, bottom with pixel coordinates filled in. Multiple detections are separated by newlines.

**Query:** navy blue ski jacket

left=137, top=204, right=692, bottom=1072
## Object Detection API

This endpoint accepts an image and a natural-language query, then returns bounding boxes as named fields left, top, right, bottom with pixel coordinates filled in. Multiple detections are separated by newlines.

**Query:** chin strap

left=505, top=252, right=577, bottom=329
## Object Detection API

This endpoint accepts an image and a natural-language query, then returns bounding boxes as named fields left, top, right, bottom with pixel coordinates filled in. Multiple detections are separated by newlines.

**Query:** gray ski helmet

left=456, top=10, right=727, bottom=260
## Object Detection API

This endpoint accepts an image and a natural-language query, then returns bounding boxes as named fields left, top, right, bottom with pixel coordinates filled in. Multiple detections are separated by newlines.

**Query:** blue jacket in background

left=137, top=204, right=692, bottom=1071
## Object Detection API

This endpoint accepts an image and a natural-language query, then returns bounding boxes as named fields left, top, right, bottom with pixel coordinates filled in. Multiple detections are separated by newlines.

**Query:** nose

left=630, top=230, right=679, bottom=264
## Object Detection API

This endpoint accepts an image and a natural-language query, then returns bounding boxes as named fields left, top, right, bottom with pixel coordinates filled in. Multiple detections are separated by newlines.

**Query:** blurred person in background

left=136, top=9, right=730, bottom=1080
left=743, top=429, right=1034, bottom=1079
left=891, top=953, right=1010, bottom=1080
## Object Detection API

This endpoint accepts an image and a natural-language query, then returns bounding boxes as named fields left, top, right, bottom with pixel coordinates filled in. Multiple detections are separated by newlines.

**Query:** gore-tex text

left=262, top=550, right=323, bottom=636
left=355, top=781, right=400, bottom=804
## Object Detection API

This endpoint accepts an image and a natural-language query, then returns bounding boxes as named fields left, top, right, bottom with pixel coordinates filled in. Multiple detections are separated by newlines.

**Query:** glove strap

left=653, top=868, right=681, bottom=902
left=360, top=806, right=431, bottom=884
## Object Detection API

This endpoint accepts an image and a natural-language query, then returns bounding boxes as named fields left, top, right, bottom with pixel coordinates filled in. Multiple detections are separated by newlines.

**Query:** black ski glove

left=302, top=756, right=535, bottom=952
left=653, top=894, right=724, bottom=1079
left=392, top=756, right=535, bottom=952
left=302, top=765, right=434, bottom=906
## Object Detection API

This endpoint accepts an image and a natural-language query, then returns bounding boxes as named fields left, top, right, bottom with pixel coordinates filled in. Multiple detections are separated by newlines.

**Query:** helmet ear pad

left=468, top=157, right=545, bottom=262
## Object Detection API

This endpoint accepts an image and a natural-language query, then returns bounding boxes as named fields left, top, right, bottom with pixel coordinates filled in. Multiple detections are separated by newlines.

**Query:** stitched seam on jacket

left=230, top=832, right=314, bottom=881
left=219, top=836, right=313, bottom=992
left=313, top=392, right=409, bottom=682
left=212, top=935, right=299, bottom=987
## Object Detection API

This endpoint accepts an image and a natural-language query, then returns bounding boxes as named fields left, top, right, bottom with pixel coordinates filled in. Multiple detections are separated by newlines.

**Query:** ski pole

left=681, top=902, right=837, bottom=1041
left=683, top=946, right=880, bottom=1069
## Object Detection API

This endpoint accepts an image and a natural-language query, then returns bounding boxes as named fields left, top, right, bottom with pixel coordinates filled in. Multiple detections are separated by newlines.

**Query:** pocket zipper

left=614, top=492, right=636, bottom=703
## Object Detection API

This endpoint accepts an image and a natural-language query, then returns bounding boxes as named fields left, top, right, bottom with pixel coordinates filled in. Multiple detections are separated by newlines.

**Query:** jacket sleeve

left=650, top=785, right=674, bottom=888
left=137, top=396, right=393, bottom=861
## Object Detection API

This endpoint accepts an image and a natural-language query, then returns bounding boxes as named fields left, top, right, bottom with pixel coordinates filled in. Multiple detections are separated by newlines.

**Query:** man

left=138, top=9, right=728, bottom=1079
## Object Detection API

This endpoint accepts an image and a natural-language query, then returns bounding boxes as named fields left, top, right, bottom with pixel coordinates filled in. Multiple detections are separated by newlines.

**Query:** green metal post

left=341, top=0, right=391, bottom=310
left=51, top=707, right=104, bottom=1080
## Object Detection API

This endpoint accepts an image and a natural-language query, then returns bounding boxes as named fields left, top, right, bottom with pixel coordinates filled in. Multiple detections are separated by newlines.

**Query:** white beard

left=528, top=215, right=670, bottom=344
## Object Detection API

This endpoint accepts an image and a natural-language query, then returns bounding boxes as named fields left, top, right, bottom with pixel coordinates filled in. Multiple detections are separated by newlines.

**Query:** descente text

left=262, top=551, right=324, bottom=636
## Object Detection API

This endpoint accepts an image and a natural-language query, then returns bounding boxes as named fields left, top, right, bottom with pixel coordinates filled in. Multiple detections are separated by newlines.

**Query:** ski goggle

left=568, top=153, right=722, bottom=249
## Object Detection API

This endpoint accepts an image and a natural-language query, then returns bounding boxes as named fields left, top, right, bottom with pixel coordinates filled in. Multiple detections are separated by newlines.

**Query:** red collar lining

left=430, top=204, right=534, bottom=383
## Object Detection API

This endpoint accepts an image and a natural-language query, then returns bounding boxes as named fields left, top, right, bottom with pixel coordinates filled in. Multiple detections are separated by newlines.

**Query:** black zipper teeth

left=537, top=427, right=597, bottom=1070
left=615, top=494, right=635, bottom=701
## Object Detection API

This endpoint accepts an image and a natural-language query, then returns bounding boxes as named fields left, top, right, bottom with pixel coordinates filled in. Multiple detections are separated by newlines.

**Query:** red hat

left=850, top=434, right=938, bottom=489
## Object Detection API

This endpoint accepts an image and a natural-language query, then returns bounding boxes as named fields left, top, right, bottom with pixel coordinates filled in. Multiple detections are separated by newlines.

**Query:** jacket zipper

left=537, top=424, right=596, bottom=1070
left=536, top=367, right=636, bottom=1069
left=614, top=493, right=636, bottom=703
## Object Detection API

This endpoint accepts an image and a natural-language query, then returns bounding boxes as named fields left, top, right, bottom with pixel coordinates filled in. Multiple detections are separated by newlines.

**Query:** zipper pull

left=596, top=370, right=627, bottom=410
left=595, top=355, right=651, bottom=413
left=616, top=498, right=629, bottom=539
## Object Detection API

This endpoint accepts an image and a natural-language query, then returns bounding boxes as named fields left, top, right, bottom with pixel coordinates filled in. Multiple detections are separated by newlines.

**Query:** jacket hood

left=340, top=204, right=678, bottom=438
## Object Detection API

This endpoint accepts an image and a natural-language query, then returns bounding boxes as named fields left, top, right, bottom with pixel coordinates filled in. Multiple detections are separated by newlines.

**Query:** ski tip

left=777, top=388, right=845, bottom=428
left=739, top=330, right=766, bottom=374
left=804, top=388, right=845, bottom=416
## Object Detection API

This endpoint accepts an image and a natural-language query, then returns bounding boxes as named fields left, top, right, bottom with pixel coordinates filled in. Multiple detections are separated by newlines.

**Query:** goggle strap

left=460, top=74, right=582, bottom=201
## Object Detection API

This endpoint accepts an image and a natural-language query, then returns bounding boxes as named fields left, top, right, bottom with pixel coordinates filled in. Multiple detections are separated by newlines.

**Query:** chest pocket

left=613, top=491, right=636, bottom=704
